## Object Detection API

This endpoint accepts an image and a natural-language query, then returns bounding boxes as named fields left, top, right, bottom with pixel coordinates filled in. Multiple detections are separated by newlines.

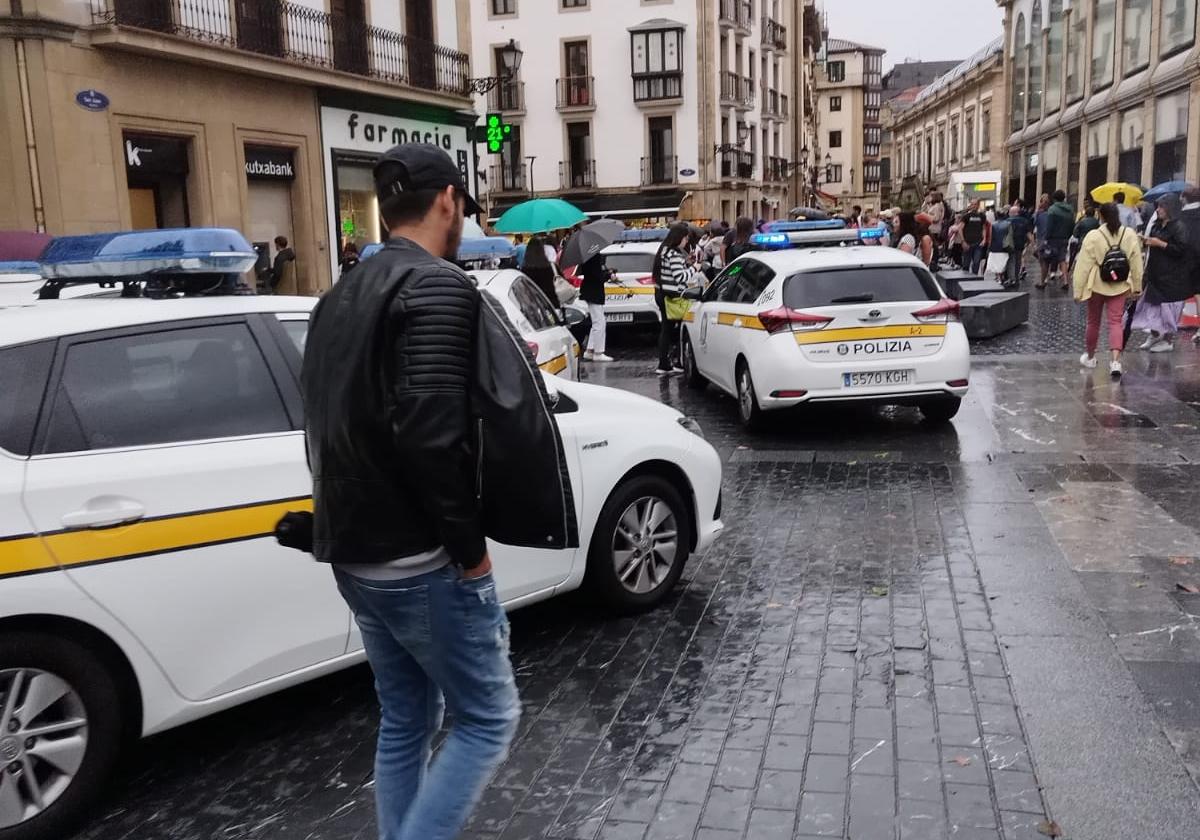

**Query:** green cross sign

left=485, top=113, right=512, bottom=154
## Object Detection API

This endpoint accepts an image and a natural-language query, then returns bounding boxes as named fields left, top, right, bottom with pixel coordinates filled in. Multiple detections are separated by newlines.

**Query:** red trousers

left=1085, top=293, right=1127, bottom=356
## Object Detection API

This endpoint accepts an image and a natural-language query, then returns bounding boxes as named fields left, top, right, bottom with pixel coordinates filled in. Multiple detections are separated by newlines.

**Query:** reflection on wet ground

left=71, top=314, right=1200, bottom=840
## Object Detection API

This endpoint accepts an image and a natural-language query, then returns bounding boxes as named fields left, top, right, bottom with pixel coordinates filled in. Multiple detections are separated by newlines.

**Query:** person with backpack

left=985, top=205, right=1016, bottom=287
left=1130, top=194, right=1191, bottom=354
left=1044, top=190, right=1077, bottom=289
left=1073, top=202, right=1143, bottom=377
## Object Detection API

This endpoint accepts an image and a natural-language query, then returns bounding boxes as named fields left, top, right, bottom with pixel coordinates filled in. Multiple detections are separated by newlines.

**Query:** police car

left=599, top=240, right=663, bottom=326
left=679, top=222, right=970, bottom=430
left=0, top=229, right=723, bottom=839
left=470, top=269, right=583, bottom=380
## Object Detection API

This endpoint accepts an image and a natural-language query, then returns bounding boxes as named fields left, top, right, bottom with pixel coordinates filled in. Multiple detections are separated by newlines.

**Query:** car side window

left=705, top=264, right=739, bottom=303
left=279, top=320, right=308, bottom=355
left=0, top=341, right=54, bottom=456
left=510, top=278, right=554, bottom=331
left=41, top=322, right=291, bottom=454
left=718, top=259, right=774, bottom=304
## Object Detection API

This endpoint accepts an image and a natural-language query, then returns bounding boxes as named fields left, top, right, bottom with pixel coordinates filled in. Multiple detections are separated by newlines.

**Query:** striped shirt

left=655, top=247, right=689, bottom=296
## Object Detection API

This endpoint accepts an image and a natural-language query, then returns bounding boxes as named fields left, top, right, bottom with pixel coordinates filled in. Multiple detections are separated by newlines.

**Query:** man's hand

left=463, top=554, right=493, bottom=580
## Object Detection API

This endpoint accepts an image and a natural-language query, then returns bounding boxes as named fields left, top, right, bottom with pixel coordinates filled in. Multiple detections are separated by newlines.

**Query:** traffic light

left=485, top=113, right=512, bottom=155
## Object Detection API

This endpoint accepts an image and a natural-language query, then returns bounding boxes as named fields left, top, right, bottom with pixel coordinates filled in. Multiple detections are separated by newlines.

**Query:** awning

left=489, top=190, right=685, bottom=223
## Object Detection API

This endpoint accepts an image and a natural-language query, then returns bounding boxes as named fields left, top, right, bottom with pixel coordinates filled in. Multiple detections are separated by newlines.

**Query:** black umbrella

left=559, top=219, right=625, bottom=269
left=788, top=206, right=831, bottom=221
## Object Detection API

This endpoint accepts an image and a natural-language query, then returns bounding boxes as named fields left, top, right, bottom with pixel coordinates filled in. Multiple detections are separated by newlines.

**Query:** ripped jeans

left=334, top=565, right=520, bottom=840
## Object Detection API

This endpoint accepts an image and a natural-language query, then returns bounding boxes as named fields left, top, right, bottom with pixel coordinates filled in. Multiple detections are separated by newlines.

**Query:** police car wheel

left=585, top=476, right=690, bottom=614
left=681, top=334, right=707, bottom=390
left=920, top=397, right=962, bottom=424
left=736, top=361, right=764, bottom=431
left=0, top=634, right=125, bottom=840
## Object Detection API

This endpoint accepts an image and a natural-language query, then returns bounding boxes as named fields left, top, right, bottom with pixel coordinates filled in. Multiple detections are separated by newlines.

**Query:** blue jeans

left=963, top=244, right=985, bottom=274
left=334, top=566, right=520, bottom=840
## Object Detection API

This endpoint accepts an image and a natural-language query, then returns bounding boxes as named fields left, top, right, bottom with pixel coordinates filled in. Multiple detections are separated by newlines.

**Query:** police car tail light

left=912, top=298, right=961, bottom=324
left=636, top=275, right=656, bottom=285
left=757, top=307, right=834, bottom=335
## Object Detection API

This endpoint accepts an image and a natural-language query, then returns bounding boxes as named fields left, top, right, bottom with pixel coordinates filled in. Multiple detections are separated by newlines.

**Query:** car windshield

left=783, top=266, right=940, bottom=309
left=605, top=253, right=656, bottom=274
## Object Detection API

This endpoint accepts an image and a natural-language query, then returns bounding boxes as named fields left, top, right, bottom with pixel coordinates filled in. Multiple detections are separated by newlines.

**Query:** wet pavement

left=70, top=294, right=1200, bottom=840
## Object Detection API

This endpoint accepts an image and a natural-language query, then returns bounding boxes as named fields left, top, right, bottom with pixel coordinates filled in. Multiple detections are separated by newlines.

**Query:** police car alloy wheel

left=736, top=363, right=764, bottom=430
left=681, top=334, right=707, bottom=390
left=0, top=634, right=125, bottom=840
left=586, top=476, right=690, bottom=613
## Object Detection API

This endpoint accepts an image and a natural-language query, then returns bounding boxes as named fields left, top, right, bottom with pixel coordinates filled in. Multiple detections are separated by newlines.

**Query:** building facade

left=999, top=0, right=1199, bottom=206
left=814, top=37, right=884, bottom=212
left=0, top=0, right=473, bottom=292
left=885, top=38, right=1006, bottom=207
left=882, top=60, right=962, bottom=102
left=471, top=0, right=805, bottom=225
left=790, top=0, right=824, bottom=209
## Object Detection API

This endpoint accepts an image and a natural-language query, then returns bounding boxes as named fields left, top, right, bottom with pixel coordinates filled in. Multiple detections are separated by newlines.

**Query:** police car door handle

left=61, top=497, right=146, bottom=530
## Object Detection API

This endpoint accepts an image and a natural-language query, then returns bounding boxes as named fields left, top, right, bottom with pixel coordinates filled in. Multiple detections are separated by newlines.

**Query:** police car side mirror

left=682, top=287, right=703, bottom=301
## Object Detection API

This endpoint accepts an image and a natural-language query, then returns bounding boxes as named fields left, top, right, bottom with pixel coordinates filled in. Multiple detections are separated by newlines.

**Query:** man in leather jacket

left=300, top=143, right=576, bottom=840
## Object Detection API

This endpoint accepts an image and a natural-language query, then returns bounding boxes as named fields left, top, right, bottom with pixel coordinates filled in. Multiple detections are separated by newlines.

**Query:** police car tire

left=920, top=397, right=962, bottom=424
left=585, top=475, right=690, bottom=614
left=0, top=633, right=124, bottom=840
left=681, top=334, right=707, bottom=390
left=735, top=361, right=765, bottom=431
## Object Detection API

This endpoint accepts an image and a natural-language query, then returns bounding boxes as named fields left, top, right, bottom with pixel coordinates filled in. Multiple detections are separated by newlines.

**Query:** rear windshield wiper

left=829, top=293, right=875, bottom=303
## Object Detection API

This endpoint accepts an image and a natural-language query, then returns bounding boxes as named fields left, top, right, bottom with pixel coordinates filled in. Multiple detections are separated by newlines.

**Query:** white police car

left=470, top=268, right=582, bottom=379
left=599, top=240, right=662, bottom=326
left=680, top=222, right=970, bottom=429
left=0, top=229, right=723, bottom=839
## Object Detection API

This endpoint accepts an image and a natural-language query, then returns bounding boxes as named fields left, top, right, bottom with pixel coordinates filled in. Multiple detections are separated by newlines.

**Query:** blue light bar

left=40, top=228, right=257, bottom=279
left=858, top=225, right=888, bottom=240
left=762, top=220, right=846, bottom=233
left=616, top=228, right=670, bottom=242
left=0, top=260, right=40, bottom=274
left=751, top=232, right=791, bottom=250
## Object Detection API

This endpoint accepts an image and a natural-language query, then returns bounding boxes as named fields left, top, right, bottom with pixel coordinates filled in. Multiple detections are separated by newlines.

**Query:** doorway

left=123, top=133, right=191, bottom=229
left=331, top=0, right=367, bottom=75
left=406, top=0, right=436, bottom=89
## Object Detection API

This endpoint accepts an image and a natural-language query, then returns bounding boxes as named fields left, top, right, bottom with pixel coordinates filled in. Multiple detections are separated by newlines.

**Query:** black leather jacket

left=301, top=237, right=578, bottom=570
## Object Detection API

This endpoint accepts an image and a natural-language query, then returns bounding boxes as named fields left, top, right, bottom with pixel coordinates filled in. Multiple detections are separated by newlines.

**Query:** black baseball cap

left=373, top=143, right=481, bottom=216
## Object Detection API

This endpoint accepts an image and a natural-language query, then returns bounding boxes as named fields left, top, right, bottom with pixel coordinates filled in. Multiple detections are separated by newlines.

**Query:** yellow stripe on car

left=794, top=324, right=948, bottom=345
left=540, top=354, right=568, bottom=375
left=0, top=496, right=313, bottom=579
left=605, top=286, right=657, bottom=296
left=683, top=310, right=695, bottom=323
left=716, top=312, right=765, bottom=330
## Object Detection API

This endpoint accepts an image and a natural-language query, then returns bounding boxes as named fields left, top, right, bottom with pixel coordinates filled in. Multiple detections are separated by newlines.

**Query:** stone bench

left=960, top=291, right=1030, bottom=339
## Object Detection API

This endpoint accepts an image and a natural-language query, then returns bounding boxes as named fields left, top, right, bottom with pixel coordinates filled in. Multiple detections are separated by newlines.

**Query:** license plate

left=605, top=312, right=634, bottom=323
left=843, top=369, right=914, bottom=388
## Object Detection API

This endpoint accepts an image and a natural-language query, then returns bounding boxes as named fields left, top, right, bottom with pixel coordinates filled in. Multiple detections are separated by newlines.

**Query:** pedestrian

left=654, top=221, right=690, bottom=375
left=1070, top=200, right=1101, bottom=272
left=267, top=235, right=296, bottom=294
left=522, top=234, right=560, bottom=309
left=946, top=213, right=965, bottom=266
left=960, top=201, right=989, bottom=273
left=1042, top=190, right=1075, bottom=290
left=1009, top=201, right=1033, bottom=284
left=578, top=249, right=614, bottom=362
left=339, top=241, right=360, bottom=277
left=513, top=233, right=527, bottom=268
left=926, top=191, right=946, bottom=262
left=849, top=205, right=862, bottom=228
left=299, top=143, right=576, bottom=840
left=897, top=212, right=934, bottom=267
left=1179, top=186, right=1200, bottom=344
left=984, top=205, right=1014, bottom=286
left=1114, top=192, right=1140, bottom=231
left=1074, top=201, right=1143, bottom=377
left=724, top=216, right=756, bottom=264
left=1131, top=194, right=1190, bottom=354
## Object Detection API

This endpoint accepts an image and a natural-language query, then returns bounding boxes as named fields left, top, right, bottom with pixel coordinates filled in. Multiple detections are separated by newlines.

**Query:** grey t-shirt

left=336, top=546, right=449, bottom=581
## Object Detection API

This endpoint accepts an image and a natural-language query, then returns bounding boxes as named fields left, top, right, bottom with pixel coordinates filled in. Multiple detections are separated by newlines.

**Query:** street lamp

left=714, top=123, right=752, bottom=156
left=795, top=146, right=835, bottom=205
left=466, top=39, right=523, bottom=95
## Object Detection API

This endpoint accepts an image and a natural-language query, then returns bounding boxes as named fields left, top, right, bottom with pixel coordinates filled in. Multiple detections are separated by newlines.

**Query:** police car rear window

left=604, top=253, right=656, bottom=274
left=783, top=266, right=940, bottom=309
left=0, top=341, right=53, bottom=456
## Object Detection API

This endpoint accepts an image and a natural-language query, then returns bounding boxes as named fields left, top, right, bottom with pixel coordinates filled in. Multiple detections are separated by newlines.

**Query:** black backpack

left=1099, top=229, right=1131, bottom=284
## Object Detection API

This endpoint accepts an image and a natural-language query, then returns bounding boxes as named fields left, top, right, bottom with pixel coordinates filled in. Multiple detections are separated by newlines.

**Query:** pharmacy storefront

left=318, top=93, right=475, bottom=280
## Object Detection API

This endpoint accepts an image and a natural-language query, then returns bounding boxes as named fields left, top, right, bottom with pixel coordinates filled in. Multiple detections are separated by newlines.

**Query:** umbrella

left=788, top=206, right=831, bottom=221
left=1143, top=180, right=1193, bottom=202
left=494, top=198, right=587, bottom=234
left=559, top=219, right=625, bottom=269
left=0, top=230, right=52, bottom=261
left=462, top=216, right=487, bottom=239
left=1090, top=182, right=1144, bottom=206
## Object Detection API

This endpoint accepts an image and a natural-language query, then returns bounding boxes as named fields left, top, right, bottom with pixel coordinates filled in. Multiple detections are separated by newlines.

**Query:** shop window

left=244, top=146, right=297, bottom=292
left=1045, top=0, right=1062, bottom=114
left=1008, top=149, right=1021, bottom=204
left=1123, top=0, right=1151, bottom=74
left=1066, top=128, right=1081, bottom=204
left=1065, top=5, right=1086, bottom=102
left=1152, top=90, right=1190, bottom=185
left=1091, top=0, right=1115, bottom=91
left=1085, top=116, right=1110, bottom=192
left=1161, top=0, right=1197, bottom=57
left=123, top=133, right=191, bottom=230
left=336, top=157, right=381, bottom=248
left=1117, top=107, right=1143, bottom=185
left=1023, top=146, right=1038, bottom=204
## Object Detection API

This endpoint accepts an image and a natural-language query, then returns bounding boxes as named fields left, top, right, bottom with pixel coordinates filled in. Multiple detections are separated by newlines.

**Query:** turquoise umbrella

left=494, top=198, right=587, bottom=234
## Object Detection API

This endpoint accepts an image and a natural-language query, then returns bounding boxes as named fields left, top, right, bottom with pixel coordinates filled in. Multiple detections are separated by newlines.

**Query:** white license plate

left=843, top=369, right=914, bottom=388
left=605, top=312, right=635, bottom=323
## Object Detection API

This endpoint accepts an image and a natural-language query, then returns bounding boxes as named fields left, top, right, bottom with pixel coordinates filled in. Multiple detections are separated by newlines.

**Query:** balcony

left=489, top=162, right=527, bottom=194
left=718, top=149, right=755, bottom=181
left=740, top=76, right=756, bottom=110
left=720, top=70, right=740, bottom=106
left=718, top=0, right=752, bottom=31
left=762, top=88, right=782, bottom=120
left=633, top=71, right=683, bottom=103
left=641, top=155, right=677, bottom=186
left=781, top=93, right=790, bottom=118
left=487, top=80, right=524, bottom=113
left=92, top=0, right=469, bottom=96
left=556, top=76, right=595, bottom=110
left=764, top=156, right=789, bottom=182
left=761, top=17, right=787, bottom=51
left=559, top=159, right=596, bottom=190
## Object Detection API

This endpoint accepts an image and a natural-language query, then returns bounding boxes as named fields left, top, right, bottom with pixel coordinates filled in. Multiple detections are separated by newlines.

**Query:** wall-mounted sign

left=75, top=89, right=109, bottom=111
left=123, top=133, right=189, bottom=176
left=245, top=146, right=295, bottom=180
left=679, top=168, right=696, bottom=177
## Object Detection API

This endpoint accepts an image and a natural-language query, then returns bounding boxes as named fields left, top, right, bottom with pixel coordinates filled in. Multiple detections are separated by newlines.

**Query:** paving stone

left=804, top=753, right=849, bottom=793
left=898, top=761, right=944, bottom=801
left=698, top=785, right=752, bottom=831
left=746, top=807, right=795, bottom=839
left=662, top=762, right=715, bottom=805
left=754, top=768, right=804, bottom=810
left=809, top=722, right=852, bottom=756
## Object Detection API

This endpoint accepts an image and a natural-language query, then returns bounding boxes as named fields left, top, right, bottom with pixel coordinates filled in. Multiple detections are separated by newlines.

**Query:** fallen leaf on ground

left=1036, top=819, right=1063, bottom=837
left=1169, top=556, right=1195, bottom=566
left=949, top=756, right=972, bottom=766
left=1176, top=583, right=1200, bottom=594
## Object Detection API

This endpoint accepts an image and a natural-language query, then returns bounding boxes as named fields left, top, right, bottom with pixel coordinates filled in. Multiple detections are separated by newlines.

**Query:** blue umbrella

left=1143, top=180, right=1193, bottom=201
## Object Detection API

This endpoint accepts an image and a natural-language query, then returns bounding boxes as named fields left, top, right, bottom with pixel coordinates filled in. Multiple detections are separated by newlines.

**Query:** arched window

left=1027, top=1, right=1043, bottom=118
left=1045, top=0, right=1063, bottom=113
left=1011, top=13, right=1027, bottom=131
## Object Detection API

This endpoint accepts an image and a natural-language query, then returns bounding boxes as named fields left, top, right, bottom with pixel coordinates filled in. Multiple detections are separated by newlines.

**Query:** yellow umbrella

left=1090, top=182, right=1144, bottom=206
